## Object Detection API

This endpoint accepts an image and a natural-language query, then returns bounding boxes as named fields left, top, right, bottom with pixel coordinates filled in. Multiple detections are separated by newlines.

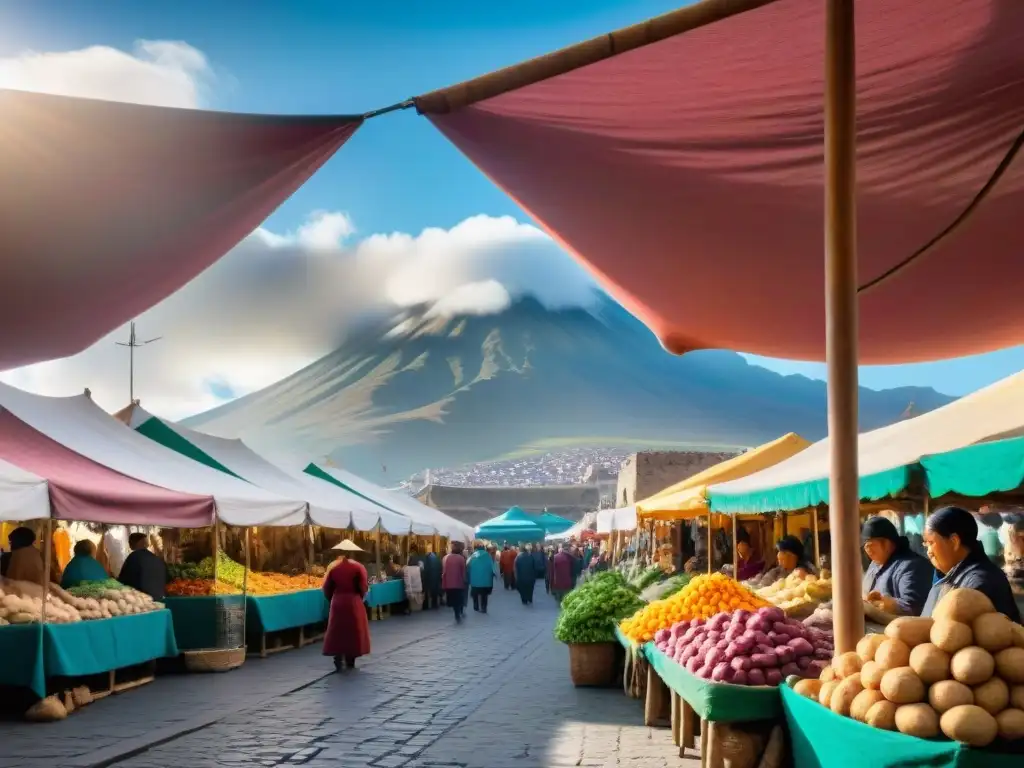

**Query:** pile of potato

left=793, top=588, right=1024, bottom=748
left=0, top=588, right=81, bottom=624
left=61, top=587, right=160, bottom=620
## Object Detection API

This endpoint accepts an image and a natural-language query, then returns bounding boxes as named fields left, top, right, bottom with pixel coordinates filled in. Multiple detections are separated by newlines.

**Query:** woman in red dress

left=322, top=540, right=371, bottom=672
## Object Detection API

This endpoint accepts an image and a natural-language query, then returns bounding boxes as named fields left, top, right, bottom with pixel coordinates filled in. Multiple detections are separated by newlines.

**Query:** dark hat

left=861, top=516, right=900, bottom=543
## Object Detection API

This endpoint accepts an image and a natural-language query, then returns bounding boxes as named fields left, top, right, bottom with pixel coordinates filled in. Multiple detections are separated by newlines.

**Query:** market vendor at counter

left=1, top=526, right=46, bottom=582
left=118, top=533, right=169, bottom=601
left=61, top=540, right=108, bottom=588
left=735, top=527, right=766, bottom=581
left=861, top=516, right=934, bottom=617
left=921, top=505, right=1021, bottom=622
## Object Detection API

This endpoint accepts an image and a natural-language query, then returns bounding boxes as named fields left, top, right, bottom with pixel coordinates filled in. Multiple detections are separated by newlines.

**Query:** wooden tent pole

left=374, top=522, right=382, bottom=579
left=824, top=0, right=863, bottom=655
left=242, top=527, right=251, bottom=650
left=40, top=518, right=53, bottom=625
left=812, top=507, right=821, bottom=569
left=706, top=512, right=713, bottom=575
left=732, top=516, right=739, bottom=579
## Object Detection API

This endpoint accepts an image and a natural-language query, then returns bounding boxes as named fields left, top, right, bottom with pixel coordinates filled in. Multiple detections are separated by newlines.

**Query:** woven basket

left=182, top=647, right=246, bottom=673
left=568, top=642, right=616, bottom=687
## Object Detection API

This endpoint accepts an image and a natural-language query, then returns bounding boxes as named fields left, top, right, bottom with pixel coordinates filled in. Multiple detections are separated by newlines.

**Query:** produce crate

left=568, top=642, right=617, bottom=687
left=50, top=660, right=157, bottom=702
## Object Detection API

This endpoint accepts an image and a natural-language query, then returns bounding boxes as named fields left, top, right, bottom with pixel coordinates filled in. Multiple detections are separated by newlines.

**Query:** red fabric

left=0, top=410, right=213, bottom=526
left=441, top=552, right=467, bottom=589
left=322, top=558, right=371, bottom=658
left=0, top=90, right=360, bottom=370
left=500, top=548, right=516, bottom=575
left=429, top=0, right=1024, bottom=364
left=551, top=551, right=575, bottom=591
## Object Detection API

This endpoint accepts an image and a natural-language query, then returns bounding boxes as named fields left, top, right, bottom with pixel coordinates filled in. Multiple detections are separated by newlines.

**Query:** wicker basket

left=182, top=647, right=246, bottom=673
left=568, top=642, right=616, bottom=687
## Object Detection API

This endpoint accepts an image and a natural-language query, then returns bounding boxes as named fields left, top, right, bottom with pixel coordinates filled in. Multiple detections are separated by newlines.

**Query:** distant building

left=415, top=483, right=599, bottom=528
left=616, top=450, right=740, bottom=507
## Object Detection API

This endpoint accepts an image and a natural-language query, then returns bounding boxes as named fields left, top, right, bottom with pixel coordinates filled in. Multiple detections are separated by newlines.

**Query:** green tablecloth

left=0, top=613, right=178, bottom=699
left=45, top=610, right=179, bottom=680
left=644, top=642, right=781, bottom=722
left=780, top=684, right=1020, bottom=767
left=0, top=624, right=45, bottom=698
left=164, top=595, right=245, bottom=651
left=246, top=591, right=328, bottom=634
left=364, top=580, right=406, bottom=608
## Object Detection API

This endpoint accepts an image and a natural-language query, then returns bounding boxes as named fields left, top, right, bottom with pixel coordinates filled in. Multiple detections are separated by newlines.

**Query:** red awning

left=0, top=89, right=361, bottom=370
left=0, top=410, right=214, bottom=526
left=419, top=0, right=1024, bottom=364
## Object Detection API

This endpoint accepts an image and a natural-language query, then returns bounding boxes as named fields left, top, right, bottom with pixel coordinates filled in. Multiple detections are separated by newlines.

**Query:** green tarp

left=709, top=465, right=911, bottom=515
left=246, top=590, right=328, bottom=634
left=164, top=595, right=245, bottom=651
left=921, top=435, right=1024, bottom=498
left=0, top=612, right=179, bottom=699
left=781, top=685, right=1020, bottom=767
left=645, top=642, right=781, bottom=722
left=135, top=416, right=242, bottom=478
left=365, top=580, right=406, bottom=608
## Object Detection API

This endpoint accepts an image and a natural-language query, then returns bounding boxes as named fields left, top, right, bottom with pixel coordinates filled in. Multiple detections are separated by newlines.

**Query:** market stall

left=474, top=507, right=546, bottom=543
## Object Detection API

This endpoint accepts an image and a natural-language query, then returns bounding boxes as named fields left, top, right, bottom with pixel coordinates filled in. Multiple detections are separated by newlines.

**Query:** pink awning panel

left=427, top=0, right=1024, bottom=364
left=0, top=90, right=361, bottom=370
left=0, top=411, right=214, bottom=527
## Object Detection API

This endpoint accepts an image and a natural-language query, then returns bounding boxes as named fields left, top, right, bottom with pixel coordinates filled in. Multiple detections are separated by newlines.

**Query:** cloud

left=0, top=40, right=597, bottom=423
left=1, top=212, right=597, bottom=421
left=0, top=39, right=212, bottom=107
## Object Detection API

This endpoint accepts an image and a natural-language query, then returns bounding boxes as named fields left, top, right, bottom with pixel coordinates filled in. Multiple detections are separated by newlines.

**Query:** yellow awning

left=635, top=433, right=812, bottom=521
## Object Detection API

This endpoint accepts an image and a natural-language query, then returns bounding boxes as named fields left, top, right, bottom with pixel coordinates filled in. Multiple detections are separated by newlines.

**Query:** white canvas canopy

left=596, top=506, right=638, bottom=534
left=0, top=383, right=308, bottom=526
left=546, top=511, right=595, bottom=541
left=0, top=457, right=49, bottom=521
left=710, top=370, right=1024, bottom=514
left=308, top=464, right=473, bottom=542
left=123, top=405, right=412, bottom=533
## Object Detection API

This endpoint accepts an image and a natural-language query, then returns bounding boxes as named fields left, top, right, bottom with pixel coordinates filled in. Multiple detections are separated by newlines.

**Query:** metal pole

left=732, top=517, right=739, bottom=579
left=813, top=507, right=822, bottom=569
left=242, top=527, right=250, bottom=651
left=824, top=0, right=863, bottom=654
left=374, top=522, right=382, bottom=580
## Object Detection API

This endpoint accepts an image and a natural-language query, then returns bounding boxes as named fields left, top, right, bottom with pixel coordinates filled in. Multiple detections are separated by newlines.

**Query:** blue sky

left=3, top=0, right=1022, bottom=398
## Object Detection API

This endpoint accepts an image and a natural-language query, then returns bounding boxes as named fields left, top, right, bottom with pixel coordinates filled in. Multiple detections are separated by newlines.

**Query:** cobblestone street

left=0, top=589, right=689, bottom=768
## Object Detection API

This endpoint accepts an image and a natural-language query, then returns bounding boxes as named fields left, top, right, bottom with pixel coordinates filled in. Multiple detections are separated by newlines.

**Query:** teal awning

left=536, top=512, right=574, bottom=533
left=708, top=465, right=912, bottom=515
left=475, top=506, right=546, bottom=542
left=921, top=436, right=1024, bottom=498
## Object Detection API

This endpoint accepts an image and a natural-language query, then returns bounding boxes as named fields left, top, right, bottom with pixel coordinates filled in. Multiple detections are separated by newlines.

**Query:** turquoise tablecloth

left=164, top=595, right=245, bottom=651
left=246, top=590, right=328, bottom=634
left=781, top=684, right=1021, bottom=767
left=364, top=580, right=406, bottom=608
left=0, top=612, right=178, bottom=699
left=45, top=610, right=179, bottom=679
left=645, top=642, right=781, bottom=722
left=0, top=624, right=44, bottom=698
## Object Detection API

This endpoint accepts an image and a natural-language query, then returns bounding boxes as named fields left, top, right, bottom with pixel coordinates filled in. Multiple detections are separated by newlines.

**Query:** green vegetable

left=553, top=571, right=645, bottom=645
left=631, top=565, right=666, bottom=591
left=640, top=572, right=691, bottom=602
left=67, top=579, right=129, bottom=598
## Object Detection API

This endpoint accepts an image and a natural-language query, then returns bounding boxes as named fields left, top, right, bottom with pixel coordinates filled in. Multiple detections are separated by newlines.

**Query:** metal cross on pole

left=115, top=321, right=161, bottom=403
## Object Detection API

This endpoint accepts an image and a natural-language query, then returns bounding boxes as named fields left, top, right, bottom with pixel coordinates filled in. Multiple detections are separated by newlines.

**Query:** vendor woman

left=921, top=506, right=1021, bottom=622
left=748, top=535, right=815, bottom=587
left=61, top=540, right=108, bottom=588
left=861, top=516, right=934, bottom=617
left=734, top=527, right=765, bottom=581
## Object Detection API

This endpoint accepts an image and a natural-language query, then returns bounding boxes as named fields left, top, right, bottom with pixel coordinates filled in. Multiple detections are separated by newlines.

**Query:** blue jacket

left=514, top=551, right=536, bottom=583
left=531, top=550, right=546, bottom=574
left=922, top=550, right=1021, bottom=623
left=467, top=549, right=495, bottom=589
left=862, top=547, right=934, bottom=617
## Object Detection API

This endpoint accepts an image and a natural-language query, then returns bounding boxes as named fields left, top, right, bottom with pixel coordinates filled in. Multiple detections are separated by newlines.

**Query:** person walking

left=467, top=543, right=496, bottom=613
left=322, top=540, right=371, bottom=673
left=530, top=544, right=546, bottom=588
left=545, top=548, right=554, bottom=594
left=551, top=543, right=575, bottom=603
left=500, top=544, right=517, bottom=590
left=514, top=545, right=537, bottom=605
left=442, top=541, right=468, bottom=622
left=422, top=547, right=443, bottom=610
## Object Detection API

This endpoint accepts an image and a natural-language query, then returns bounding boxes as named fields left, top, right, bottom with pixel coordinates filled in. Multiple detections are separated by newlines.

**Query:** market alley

left=0, top=589, right=686, bottom=768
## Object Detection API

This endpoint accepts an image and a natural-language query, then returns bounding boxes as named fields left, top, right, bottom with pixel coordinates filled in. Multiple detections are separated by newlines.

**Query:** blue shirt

left=61, top=555, right=108, bottom=588
left=922, top=550, right=1021, bottom=623
left=862, top=547, right=934, bottom=617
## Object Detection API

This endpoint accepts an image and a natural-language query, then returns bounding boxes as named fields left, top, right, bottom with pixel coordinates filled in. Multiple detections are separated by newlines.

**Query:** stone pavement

left=0, top=589, right=696, bottom=768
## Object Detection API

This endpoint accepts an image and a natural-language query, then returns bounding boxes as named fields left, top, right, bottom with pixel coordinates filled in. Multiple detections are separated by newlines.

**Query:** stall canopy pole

left=732, top=517, right=739, bottom=579
left=706, top=512, right=713, bottom=575
left=40, top=518, right=53, bottom=625
left=374, top=521, right=382, bottom=579
left=241, top=527, right=250, bottom=650
left=812, top=507, right=821, bottom=568
left=824, top=0, right=863, bottom=655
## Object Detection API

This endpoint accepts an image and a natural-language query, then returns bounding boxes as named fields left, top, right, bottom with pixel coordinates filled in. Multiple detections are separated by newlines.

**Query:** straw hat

left=332, top=540, right=364, bottom=552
